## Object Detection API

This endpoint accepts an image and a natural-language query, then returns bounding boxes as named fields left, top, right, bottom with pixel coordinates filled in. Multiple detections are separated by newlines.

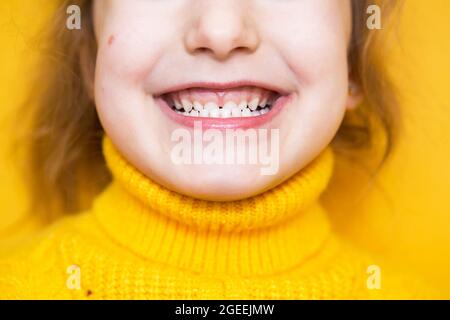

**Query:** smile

left=155, top=82, right=291, bottom=129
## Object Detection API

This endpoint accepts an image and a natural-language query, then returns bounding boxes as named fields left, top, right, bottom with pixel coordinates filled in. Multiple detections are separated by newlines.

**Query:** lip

left=153, top=80, right=291, bottom=97
left=156, top=94, right=292, bottom=130
left=154, top=81, right=292, bottom=129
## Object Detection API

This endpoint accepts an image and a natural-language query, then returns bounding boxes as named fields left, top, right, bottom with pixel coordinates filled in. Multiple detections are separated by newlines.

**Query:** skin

left=93, top=0, right=362, bottom=201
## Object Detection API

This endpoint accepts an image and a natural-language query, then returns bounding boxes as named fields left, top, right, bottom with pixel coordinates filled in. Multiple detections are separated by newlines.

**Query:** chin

left=166, top=163, right=271, bottom=201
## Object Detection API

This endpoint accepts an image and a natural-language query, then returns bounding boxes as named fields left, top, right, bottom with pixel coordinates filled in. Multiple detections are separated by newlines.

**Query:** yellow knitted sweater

left=0, top=138, right=431, bottom=299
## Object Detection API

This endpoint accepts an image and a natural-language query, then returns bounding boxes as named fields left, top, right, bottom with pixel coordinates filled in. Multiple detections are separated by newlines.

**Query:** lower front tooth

left=189, top=110, right=199, bottom=117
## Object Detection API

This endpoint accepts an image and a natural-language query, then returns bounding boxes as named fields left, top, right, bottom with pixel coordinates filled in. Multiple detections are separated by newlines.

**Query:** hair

left=18, top=0, right=401, bottom=220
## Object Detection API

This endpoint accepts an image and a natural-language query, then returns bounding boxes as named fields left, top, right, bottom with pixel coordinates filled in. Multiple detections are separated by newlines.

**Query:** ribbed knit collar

left=93, top=137, right=334, bottom=276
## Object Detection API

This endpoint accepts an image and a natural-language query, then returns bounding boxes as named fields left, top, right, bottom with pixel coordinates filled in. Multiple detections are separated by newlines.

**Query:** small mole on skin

left=108, top=35, right=115, bottom=46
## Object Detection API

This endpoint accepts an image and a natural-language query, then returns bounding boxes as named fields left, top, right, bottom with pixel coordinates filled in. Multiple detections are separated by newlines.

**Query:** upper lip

left=153, top=80, right=290, bottom=97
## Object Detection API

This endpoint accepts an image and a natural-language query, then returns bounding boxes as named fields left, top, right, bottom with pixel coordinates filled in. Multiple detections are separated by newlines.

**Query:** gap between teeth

left=171, top=101, right=273, bottom=118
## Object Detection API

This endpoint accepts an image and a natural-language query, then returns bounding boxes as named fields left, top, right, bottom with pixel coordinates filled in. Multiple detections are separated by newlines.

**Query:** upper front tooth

left=193, top=101, right=203, bottom=111
left=220, top=108, right=231, bottom=118
left=231, top=107, right=241, bottom=117
left=248, top=98, right=259, bottom=111
left=174, top=100, right=183, bottom=110
left=260, top=107, right=269, bottom=115
left=204, top=102, right=218, bottom=111
left=238, top=101, right=247, bottom=110
left=242, top=108, right=252, bottom=117
left=209, top=108, right=220, bottom=118
left=223, top=101, right=237, bottom=110
left=181, top=99, right=193, bottom=112
left=199, top=109, right=209, bottom=117
left=259, top=97, right=267, bottom=107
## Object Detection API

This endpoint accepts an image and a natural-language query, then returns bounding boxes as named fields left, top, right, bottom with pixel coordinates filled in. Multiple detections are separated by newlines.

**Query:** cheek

left=93, top=17, right=170, bottom=123
left=96, top=32, right=162, bottom=85
left=266, top=8, right=350, bottom=129
left=93, top=36, right=155, bottom=146
left=271, top=21, right=348, bottom=88
left=94, top=2, right=182, bottom=85
left=262, top=7, right=350, bottom=156
left=258, top=0, right=350, bottom=88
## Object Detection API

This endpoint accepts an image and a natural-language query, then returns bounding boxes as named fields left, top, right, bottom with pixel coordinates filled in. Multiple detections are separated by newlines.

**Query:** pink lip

left=153, top=80, right=291, bottom=97
left=154, top=81, right=292, bottom=129
left=156, top=94, right=292, bottom=130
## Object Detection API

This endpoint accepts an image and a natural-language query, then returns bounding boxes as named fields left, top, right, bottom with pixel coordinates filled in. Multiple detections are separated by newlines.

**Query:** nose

left=184, top=1, right=260, bottom=60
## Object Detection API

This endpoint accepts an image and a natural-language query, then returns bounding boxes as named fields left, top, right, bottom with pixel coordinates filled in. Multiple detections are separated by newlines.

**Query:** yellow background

left=1, top=1, right=449, bottom=294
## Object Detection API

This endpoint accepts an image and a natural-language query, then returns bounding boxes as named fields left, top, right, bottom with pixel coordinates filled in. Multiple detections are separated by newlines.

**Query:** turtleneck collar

left=93, top=137, right=334, bottom=276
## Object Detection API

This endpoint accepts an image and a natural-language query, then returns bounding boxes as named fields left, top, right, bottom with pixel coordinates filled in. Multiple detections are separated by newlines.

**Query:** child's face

left=93, top=0, right=360, bottom=200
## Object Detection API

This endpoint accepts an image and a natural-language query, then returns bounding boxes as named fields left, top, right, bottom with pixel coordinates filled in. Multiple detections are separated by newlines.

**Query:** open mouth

left=160, top=86, right=282, bottom=118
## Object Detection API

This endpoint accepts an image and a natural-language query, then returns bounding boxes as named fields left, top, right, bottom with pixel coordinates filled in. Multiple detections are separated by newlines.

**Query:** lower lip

left=155, top=94, right=292, bottom=130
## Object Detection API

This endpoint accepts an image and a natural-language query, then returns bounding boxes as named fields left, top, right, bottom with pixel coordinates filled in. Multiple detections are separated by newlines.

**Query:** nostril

left=194, top=45, right=252, bottom=60
left=196, top=47, right=212, bottom=54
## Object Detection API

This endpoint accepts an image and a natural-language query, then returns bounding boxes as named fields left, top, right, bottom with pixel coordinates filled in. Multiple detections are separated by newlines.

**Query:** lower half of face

left=93, top=0, right=352, bottom=200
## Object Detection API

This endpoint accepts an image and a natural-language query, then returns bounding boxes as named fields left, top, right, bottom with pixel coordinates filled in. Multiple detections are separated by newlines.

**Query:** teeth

left=220, top=108, right=231, bottom=118
left=181, top=99, right=193, bottom=112
left=170, top=93, right=276, bottom=118
left=260, top=107, right=269, bottom=115
left=209, top=108, right=220, bottom=118
left=199, top=109, right=209, bottom=117
left=242, top=108, right=252, bottom=117
left=259, top=96, right=267, bottom=108
left=174, top=99, right=183, bottom=110
left=176, top=104, right=272, bottom=118
left=248, top=98, right=259, bottom=111
left=231, top=107, right=241, bottom=117
left=193, top=101, right=203, bottom=111
left=204, top=102, right=218, bottom=111
left=238, top=101, right=247, bottom=110
left=223, top=101, right=237, bottom=110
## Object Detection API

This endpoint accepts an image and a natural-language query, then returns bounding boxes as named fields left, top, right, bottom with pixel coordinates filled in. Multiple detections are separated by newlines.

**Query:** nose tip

left=188, top=25, right=259, bottom=60
left=184, top=3, right=260, bottom=60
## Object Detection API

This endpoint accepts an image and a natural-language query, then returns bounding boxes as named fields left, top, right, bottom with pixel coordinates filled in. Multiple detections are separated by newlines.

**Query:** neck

left=93, top=137, right=334, bottom=276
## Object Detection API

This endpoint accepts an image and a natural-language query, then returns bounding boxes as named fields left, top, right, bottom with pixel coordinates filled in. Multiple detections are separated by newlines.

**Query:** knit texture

left=0, top=138, right=433, bottom=299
